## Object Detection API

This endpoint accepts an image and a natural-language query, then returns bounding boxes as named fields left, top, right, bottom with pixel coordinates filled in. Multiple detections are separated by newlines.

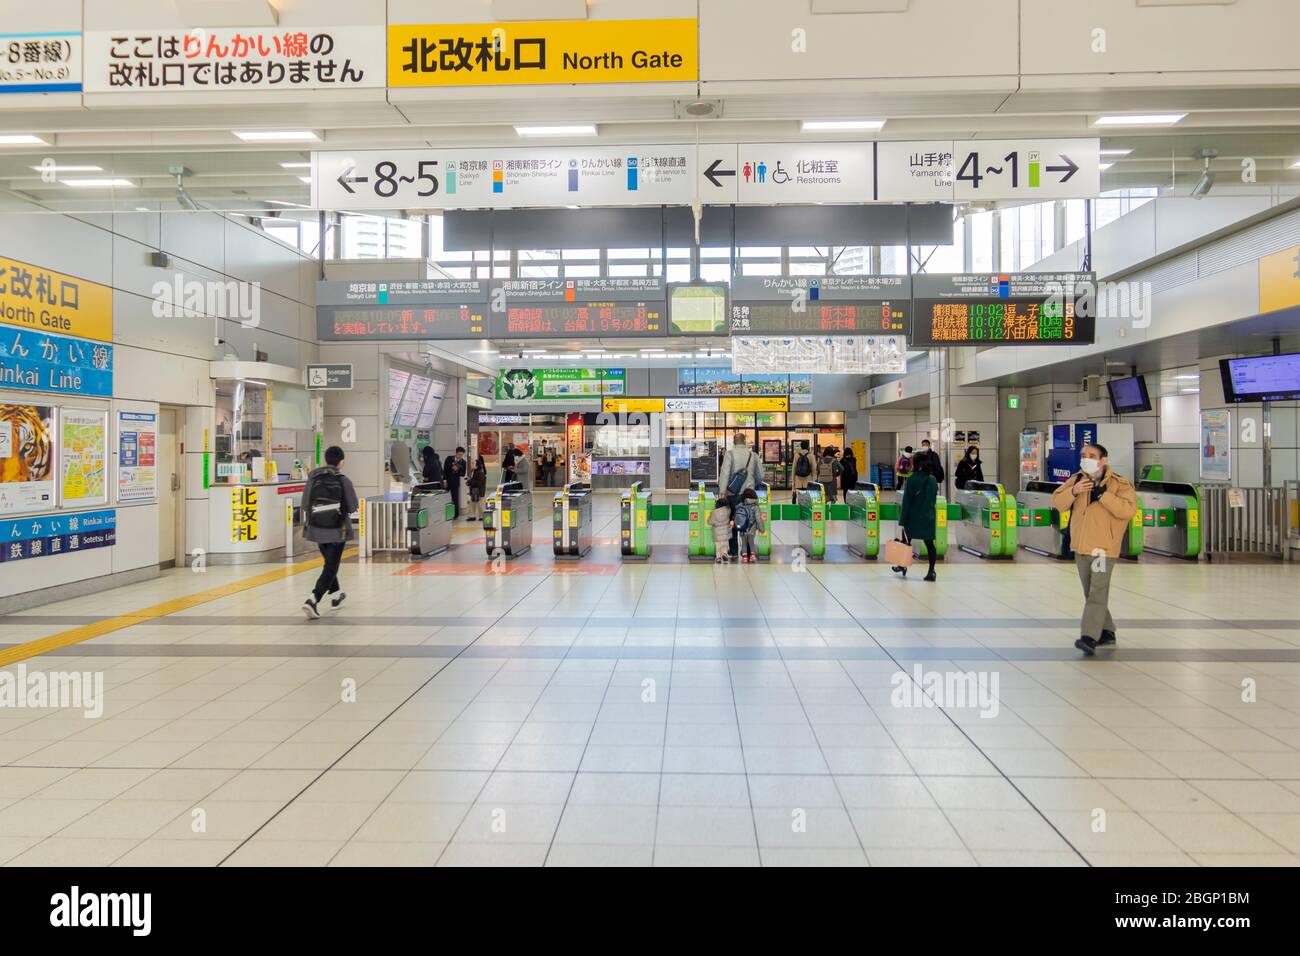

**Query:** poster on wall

left=0, top=403, right=56, bottom=516
left=1200, top=409, right=1232, bottom=482
left=59, top=408, right=108, bottom=507
left=117, top=410, right=158, bottom=503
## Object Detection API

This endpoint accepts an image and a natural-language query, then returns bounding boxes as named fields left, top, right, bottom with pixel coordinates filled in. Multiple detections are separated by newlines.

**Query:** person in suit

left=895, top=458, right=938, bottom=582
left=444, top=446, right=467, bottom=518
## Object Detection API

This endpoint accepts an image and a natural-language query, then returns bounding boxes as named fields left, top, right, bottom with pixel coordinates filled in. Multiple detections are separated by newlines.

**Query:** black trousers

left=313, top=542, right=345, bottom=601
left=448, top=480, right=462, bottom=517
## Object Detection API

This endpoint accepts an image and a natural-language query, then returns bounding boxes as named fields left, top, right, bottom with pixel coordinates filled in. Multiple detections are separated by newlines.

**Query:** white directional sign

left=735, top=143, right=874, bottom=204
left=311, top=138, right=1100, bottom=210
left=951, top=138, right=1100, bottom=201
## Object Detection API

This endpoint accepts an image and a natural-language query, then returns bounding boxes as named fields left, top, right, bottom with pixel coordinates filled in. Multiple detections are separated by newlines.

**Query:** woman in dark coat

left=895, top=459, right=939, bottom=581
left=420, top=445, right=443, bottom=485
left=839, top=449, right=858, bottom=494
left=954, top=445, right=984, bottom=490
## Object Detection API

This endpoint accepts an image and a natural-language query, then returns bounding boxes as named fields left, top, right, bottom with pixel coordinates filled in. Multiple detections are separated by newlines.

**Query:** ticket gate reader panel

left=484, top=482, right=533, bottom=558
left=846, top=481, right=881, bottom=560
left=754, top=483, right=772, bottom=561
left=688, top=482, right=719, bottom=561
left=797, top=483, right=827, bottom=560
left=1016, top=481, right=1070, bottom=559
left=553, top=483, right=593, bottom=559
left=1136, top=480, right=1201, bottom=559
left=407, top=484, right=455, bottom=558
left=954, top=481, right=1016, bottom=559
left=621, top=481, right=652, bottom=560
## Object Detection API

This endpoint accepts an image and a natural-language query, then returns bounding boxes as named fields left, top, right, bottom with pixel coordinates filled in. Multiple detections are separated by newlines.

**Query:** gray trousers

left=1074, top=553, right=1116, bottom=639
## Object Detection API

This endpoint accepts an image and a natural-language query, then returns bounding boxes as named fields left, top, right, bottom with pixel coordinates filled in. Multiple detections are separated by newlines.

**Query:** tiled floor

left=2, top=494, right=1299, bottom=867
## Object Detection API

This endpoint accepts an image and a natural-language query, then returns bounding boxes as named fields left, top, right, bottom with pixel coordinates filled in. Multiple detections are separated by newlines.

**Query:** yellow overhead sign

left=0, top=256, right=113, bottom=343
left=602, top=398, right=664, bottom=414
left=719, top=397, right=789, bottom=412
left=388, top=19, right=698, bottom=87
left=1259, top=245, right=1300, bottom=315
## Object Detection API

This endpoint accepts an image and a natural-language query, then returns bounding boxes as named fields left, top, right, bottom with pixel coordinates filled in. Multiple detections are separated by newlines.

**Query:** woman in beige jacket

left=1051, top=443, right=1138, bottom=655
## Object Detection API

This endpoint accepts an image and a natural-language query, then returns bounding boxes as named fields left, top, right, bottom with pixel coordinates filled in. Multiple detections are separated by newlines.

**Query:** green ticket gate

left=483, top=481, right=533, bottom=558
left=846, top=481, right=882, bottom=560
left=1135, top=480, right=1201, bottom=559
left=687, top=482, right=718, bottom=561
left=953, top=481, right=1017, bottom=559
left=407, top=484, right=455, bottom=558
left=797, top=482, right=827, bottom=560
left=879, top=496, right=950, bottom=559
left=1016, top=480, right=1069, bottom=560
left=552, top=482, right=593, bottom=559
left=754, top=482, right=772, bottom=561
left=620, top=481, right=652, bottom=560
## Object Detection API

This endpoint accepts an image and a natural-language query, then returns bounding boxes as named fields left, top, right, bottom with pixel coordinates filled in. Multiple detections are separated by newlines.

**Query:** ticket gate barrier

left=1016, top=481, right=1069, bottom=560
left=552, top=483, right=593, bottom=559
left=797, top=483, right=828, bottom=560
left=1136, top=479, right=1201, bottom=559
left=687, top=482, right=718, bottom=561
left=621, top=481, right=652, bottom=560
left=846, top=481, right=882, bottom=559
left=483, top=481, right=533, bottom=558
left=406, top=484, right=455, bottom=558
left=953, top=481, right=1017, bottom=559
left=754, top=482, right=772, bottom=561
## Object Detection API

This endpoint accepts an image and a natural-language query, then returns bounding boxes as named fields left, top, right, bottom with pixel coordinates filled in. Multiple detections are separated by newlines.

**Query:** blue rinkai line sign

left=0, top=508, right=116, bottom=563
left=0, top=328, right=113, bottom=397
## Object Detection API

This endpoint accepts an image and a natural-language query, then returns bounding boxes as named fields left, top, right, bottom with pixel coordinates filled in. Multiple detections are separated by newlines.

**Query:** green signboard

left=494, top=368, right=626, bottom=401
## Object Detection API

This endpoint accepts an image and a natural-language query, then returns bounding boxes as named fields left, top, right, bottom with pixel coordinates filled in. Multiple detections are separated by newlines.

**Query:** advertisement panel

left=116, top=410, right=158, bottom=503
left=495, top=368, right=625, bottom=401
left=1200, top=409, right=1232, bottom=482
left=59, top=407, right=108, bottom=507
left=0, top=403, right=55, bottom=516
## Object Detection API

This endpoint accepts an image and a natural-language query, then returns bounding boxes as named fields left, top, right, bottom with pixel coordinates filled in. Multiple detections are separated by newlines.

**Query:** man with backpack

left=301, top=445, right=359, bottom=620
left=817, top=447, right=842, bottom=504
left=718, top=434, right=762, bottom=559
left=791, top=440, right=814, bottom=504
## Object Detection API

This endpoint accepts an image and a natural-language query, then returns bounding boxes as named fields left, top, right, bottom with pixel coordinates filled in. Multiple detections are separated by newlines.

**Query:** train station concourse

left=0, top=0, right=1299, bottom=916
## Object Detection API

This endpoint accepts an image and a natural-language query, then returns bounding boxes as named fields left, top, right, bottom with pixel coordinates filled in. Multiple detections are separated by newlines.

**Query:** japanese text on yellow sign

left=231, top=486, right=259, bottom=542
left=719, top=397, right=789, bottom=412
left=388, top=19, right=698, bottom=87
left=0, top=256, right=113, bottom=343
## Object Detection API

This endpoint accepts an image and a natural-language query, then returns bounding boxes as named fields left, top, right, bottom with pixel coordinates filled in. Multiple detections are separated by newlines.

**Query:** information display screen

left=1107, top=375, right=1151, bottom=414
left=319, top=305, right=487, bottom=341
left=493, top=302, right=664, bottom=338
left=1220, top=352, right=1300, bottom=403
left=911, top=273, right=1096, bottom=346
left=395, top=375, right=431, bottom=428
left=729, top=301, right=907, bottom=335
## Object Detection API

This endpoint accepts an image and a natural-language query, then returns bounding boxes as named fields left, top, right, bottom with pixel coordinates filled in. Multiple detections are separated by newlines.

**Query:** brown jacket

left=1051, top=467, right=1137, bottom=558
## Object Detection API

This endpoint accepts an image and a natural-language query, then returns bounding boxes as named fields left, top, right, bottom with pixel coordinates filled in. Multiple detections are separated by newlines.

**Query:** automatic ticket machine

left=953, top=481, right=1018, bottom=559
left=620, top=481, right=653, bottom=560
left=1017, top=479, right=1144, bottom=560
left=483, top=481, right=533, bottom=558
left=797, top=482, right=828, bottom=560
left=846, top=480, right=882, bottom=560
left=1135, top=476, right=1201, bottom=559
left=552, top=482, right=593, bottom=559
left=406, top=483, right=455, bottom=558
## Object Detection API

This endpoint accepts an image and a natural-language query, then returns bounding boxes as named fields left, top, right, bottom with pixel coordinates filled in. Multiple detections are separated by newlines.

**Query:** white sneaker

left=302, top=597, right=321, bottom=620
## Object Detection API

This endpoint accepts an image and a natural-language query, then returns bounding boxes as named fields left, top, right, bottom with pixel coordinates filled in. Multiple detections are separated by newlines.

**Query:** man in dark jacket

left=444, top=446, right=467, bottom=518
left=913, top=439, right=944, bottom=485
left=302, top=445, right=360, bottom=619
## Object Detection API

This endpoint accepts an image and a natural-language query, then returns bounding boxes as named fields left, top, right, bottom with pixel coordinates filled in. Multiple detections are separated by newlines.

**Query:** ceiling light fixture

left=1099, top=149, right=1133, bottom=156
left=279, top=161, right=311, bottom=169
left=1098, top=163, right=1114, bottom=171
left=514, top=125, right=597, bottom=137
left=0, top=134, right=50, bottom=146
left=800, top=119, right=886, bottom=132
left=30, top=163, right=102, bottom=173
left=62, top=178, right=136, bottom=188
left=1093, top=114, right=1186, bottom=126
left=297, top=176, right=312, bottom=184
left=233, top=130, right=320, bottom=142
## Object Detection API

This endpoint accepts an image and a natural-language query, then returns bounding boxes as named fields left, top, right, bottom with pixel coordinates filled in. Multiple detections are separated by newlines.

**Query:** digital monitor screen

left=668, top=444, right=691, bottom=470
left=911, top=273, right=1096, bottom=346
left=387, top=369, right=411, bottom=426
left=416, top=379, right=446, bottom=430
left=1106, top=375, right=1152, bottom=414
left=1220, top=352, right=1300, bottom=403
left=319, top=305, right=487, bottom=340
left=494, top=302, right=663, bottom=338
left=395, top=375, right=431, bottom=428
left=729, top=301, right=908, bottom=335
left=668, top=284, right=729, bottom=335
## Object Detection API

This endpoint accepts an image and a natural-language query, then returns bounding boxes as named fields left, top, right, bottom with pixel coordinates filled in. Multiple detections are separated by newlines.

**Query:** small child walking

left=734, top=489, right=765, bottom=563
left=709, top=496, right=732, bottom=564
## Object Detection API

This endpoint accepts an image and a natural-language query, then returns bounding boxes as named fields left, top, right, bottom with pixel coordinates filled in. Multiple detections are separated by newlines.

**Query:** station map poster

left=117, top=410, right=158, bottom=503
left=59, top=407, right=108, bottom=507
left=1200, top=409, right=1232, bottom=482
left=0, top=403, right=55, bottom=516
left=911, top=273, right=1096, bottom=346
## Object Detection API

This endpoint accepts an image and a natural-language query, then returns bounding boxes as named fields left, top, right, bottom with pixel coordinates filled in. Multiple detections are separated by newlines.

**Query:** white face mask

left=1080, top=458, right=1101, bottom=476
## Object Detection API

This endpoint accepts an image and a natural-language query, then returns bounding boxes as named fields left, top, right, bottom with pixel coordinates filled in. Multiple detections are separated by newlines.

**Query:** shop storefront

left=664, top=410, right=845, bottom=490
left=472, top=412, right=567, bottom=488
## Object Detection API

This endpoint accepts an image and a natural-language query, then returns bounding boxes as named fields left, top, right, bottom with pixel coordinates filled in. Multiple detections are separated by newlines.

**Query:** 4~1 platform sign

left=950, top=139, right=1100, bottom=201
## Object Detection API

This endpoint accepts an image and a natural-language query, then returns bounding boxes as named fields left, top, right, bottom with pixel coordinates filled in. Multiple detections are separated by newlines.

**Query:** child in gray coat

left=709, top=497, right=732, bottom=564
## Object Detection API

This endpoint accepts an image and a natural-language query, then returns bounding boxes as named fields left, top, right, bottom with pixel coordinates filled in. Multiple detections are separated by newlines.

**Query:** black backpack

left=794, top=452, right=812, bottom=478
left=307, top=470, right=346, bottom=529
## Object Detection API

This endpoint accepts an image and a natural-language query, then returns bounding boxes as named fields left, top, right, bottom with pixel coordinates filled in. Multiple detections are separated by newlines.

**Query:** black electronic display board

left=317, top=305, right=487, bottom=341
left=727, top=276, right=909, bottom=336
left=489, top=278, right=666, bottom=338
left=911, top=273, right=1096, bottom=346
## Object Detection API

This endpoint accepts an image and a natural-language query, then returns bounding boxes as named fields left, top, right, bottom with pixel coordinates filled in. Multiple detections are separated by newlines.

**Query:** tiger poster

left=0, top=404, right=56, bottom=516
